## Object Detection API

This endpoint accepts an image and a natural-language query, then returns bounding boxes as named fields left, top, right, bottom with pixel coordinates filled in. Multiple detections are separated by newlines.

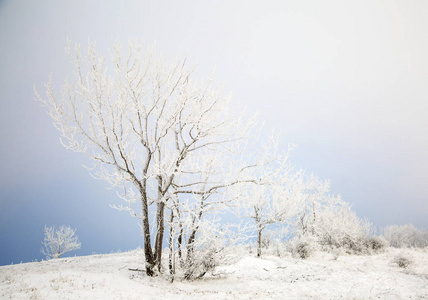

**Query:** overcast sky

left=0, top=0, right=427, bottom=265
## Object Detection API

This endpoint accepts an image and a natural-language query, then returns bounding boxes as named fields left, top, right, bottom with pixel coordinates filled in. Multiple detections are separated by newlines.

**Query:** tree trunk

left=154, top=175, right=166, bottom=272
left=168, top=211, right=174, bottom=275
left=187, top=229, right=197, bottom=257
left=154, top=201, right=165, bottom=272
left=173, top=204, right=184, bottom=267
left=186, top=197, right=204, bottom=259
left=311, top=202, right=316, bottom=235
left=140, top=190, right=154, bottom=276
left=177, top=226, right=184, bottom=267
left=254, top=208, right=263, bottom=258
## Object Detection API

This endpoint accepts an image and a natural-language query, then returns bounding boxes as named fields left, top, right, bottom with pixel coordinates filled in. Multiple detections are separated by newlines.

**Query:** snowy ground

left=1, top=247, right=427, bottom=299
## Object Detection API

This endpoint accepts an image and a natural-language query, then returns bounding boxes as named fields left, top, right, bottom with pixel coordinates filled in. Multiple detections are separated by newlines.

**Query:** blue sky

left=0, top=0, right=427, bottom=265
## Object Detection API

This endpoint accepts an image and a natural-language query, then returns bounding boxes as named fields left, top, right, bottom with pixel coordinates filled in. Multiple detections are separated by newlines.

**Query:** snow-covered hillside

left=1, top=247, right=427, bottom=299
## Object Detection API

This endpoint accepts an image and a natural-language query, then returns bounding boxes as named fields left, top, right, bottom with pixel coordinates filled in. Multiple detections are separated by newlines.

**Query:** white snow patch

left=1, top=248, right=427, bottom=299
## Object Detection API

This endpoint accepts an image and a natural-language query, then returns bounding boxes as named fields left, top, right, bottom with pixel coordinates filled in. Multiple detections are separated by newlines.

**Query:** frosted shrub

left=296, top=242, right=311, bottom=259
left=393, top=253, right=413, bottom=268
left=341, top=236, right=367, bottom=254
left=259, top=229, right=289, bottom=257
left=295, top=177, right=373, bottom=255
left=183, top=246, right=219, bottom=280
left=366, top=236, right=388, bottom=252
left=181, top=222, right=222, bottom=280
left=289, top=235, right=317, bottom=259
left=383, top=224, right=428, bottom=248
left=178, top=220, right=245, bottom=280
left=41, top=225, right=81, bottom=259
left=310, top=199, right=372, bottom=254
left=261, top=230, right=274, bottom=249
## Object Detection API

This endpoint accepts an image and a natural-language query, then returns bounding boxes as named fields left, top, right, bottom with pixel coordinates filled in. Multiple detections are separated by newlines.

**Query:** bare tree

left=36, top=39, right=261, bottom=276
left=41, top=225, right=81, bottom=260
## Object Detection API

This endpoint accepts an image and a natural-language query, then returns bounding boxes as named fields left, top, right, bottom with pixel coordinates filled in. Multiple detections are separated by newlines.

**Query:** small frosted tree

left=41, top=225, right=81, bottom=259
left=231, top=138, right=306, bottom=257
left=295, top=174, right=331, bottom=236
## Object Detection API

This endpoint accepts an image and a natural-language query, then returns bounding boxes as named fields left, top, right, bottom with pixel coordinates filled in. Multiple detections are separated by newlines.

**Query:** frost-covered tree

left=41, top=225, right=81, bottom=260
left=311, top=198, right=372, bottom=250
left=230, top=139, right=306, bottom=257
left=383, top=224, right=428, bottom=248
left=36, top=39, right=267, bottom=276
left=295, top=176, right=372, bottom=252
left=243, top=181, right=305, bottom=258
left=295, top=174, right=331, bottom=236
